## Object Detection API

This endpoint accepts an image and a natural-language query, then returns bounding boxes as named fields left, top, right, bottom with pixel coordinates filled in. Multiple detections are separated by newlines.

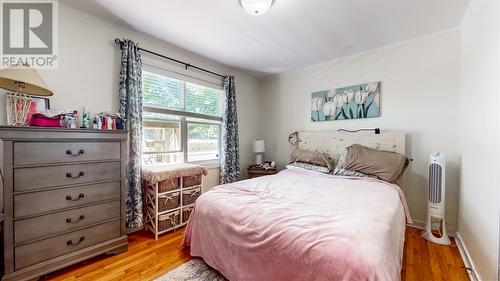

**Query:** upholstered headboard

left=290, top=130, right=407, bottom=188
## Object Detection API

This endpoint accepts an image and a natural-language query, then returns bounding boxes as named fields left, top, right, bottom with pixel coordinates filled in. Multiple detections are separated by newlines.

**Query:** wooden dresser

left=0, top=127, right=128, bottom=281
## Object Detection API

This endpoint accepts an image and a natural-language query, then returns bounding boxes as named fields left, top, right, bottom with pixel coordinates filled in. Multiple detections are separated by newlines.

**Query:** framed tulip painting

left=311, top=81, right=380, bottom=122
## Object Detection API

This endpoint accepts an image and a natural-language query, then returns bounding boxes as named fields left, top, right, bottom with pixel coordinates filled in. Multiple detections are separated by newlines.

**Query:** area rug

left=155, top=258, right=227, bottom=281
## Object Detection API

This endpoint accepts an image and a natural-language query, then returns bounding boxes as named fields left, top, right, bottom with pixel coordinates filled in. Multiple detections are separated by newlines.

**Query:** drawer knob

left=66, top=236, right=85, bottom=246
left=66, top=193, right=85, bottom=201
left=66, top=171, right=85, bottom=178
left=66, top=149, right=85, bottom=156
left=66, top=215, right=85, bottom=224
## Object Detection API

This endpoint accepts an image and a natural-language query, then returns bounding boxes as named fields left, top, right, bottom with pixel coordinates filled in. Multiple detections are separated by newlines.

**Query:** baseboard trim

left=454, top=232, right=480, bottom=281
left=126, top=225, right=145, bottom=234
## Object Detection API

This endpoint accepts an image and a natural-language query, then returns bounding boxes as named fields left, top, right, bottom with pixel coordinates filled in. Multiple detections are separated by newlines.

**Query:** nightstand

left=247, top=165, right=279, bottom=178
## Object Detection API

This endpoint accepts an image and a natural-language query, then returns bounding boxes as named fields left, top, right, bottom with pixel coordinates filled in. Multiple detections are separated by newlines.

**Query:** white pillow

left=288, top=161, right=331, bottom=173
left=333, top=152, right=370, bottom=177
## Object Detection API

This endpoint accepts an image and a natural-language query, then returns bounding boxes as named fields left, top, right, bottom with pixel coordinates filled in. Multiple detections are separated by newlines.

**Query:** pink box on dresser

left=29, top=113, right=62, bottom=127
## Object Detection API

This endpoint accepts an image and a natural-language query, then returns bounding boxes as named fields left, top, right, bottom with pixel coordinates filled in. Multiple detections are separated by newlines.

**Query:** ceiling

left=60, top=0, right=471, bottom=75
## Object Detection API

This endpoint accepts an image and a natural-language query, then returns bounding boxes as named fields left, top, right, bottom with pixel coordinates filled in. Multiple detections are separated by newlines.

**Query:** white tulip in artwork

left=366, top=82, right=379, bottom=93
left=327, top=89, right=337, bottom=98
left=311, top=97, right=325, bottom=111
left=340, top=94, right=348, bottom=108
left=322, top=101, right=336, bottom=117
left=346, top=90, right=354, bottom=103
left=333, top=94, right=345, bottom=108
left=331, top=95, right=338, bottom=108
left=354, top=91, right=369, bottom=105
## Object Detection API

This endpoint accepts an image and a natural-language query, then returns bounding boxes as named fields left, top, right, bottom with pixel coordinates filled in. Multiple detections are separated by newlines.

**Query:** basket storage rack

left=144, top=174, right=203, bottom=240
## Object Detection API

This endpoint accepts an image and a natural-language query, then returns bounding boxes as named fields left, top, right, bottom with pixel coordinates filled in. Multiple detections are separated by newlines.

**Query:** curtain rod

left=114, top=38, right=226, bottom=79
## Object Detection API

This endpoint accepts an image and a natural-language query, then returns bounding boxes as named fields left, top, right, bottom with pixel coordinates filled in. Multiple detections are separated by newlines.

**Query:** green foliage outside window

left=142, top=72, right=182, bottom=109
left=142, top=70, right=221, bottom=163
left=188, top=123, right=219, bottom=140
left=142, top=71, right=221, bottom=116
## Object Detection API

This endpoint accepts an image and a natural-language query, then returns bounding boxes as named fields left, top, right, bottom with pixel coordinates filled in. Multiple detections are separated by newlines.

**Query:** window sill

left=188, top=160, right=220, bottom=169
left=142, top=160, right=220, bottom=170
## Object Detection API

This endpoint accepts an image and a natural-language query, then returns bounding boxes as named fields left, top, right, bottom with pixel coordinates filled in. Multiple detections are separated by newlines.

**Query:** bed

left=183, top=130, right=412, bottom=281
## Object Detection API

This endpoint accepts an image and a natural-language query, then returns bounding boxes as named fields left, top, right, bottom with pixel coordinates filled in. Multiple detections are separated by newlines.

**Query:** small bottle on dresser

left=82, top=106, right=91, bottom=128
left=70, top=111, right=78, bottom=128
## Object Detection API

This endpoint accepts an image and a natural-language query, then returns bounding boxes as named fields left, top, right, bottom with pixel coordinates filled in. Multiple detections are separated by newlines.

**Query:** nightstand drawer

left=14, top=181, right=121, bottom=218
left=14, top=141, right=121, bottom=166
left=247, top=167, right=279, bottom=178
left=14, top=162, right=121, bottom=191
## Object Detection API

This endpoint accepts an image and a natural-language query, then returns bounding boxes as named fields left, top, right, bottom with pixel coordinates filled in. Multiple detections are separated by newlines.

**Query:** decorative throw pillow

left=289, top=149, right=334, bottom=170
left=344, top=144, right=409, bottom=183
left=288, top=161, right=331, bottom=174
left=332, top=152, right=370, bottom=177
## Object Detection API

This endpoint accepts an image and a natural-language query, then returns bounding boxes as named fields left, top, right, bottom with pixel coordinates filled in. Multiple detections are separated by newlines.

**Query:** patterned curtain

left=220, top=76, right=240, bottom=184
left=118, top=39, right=143, bottom=229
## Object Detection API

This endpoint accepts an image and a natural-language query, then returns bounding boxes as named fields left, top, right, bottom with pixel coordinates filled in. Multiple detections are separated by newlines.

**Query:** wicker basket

left=158, top=178, right=180, bottom=193
left=182, top=206, right=194, bottom=224
left=142, top=180, right=154, bottom=192
left=158, top=210, right=180, bottom=232
left=158, top=192, right=180, bottom=212
left=182, top=187, right=201, bottom=206
left=183, top=174, right=202, bottom=188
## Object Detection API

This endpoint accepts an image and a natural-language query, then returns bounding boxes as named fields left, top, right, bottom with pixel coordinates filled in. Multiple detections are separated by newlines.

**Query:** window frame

left=142, top=119, right=182, bottom=155
left=186, top=119, right=222, bottom=163
left=141, top=67, right=223, bottom=167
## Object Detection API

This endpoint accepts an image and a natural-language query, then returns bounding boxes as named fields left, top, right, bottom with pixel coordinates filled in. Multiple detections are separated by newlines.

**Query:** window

left=142, top=70, right=222, bottom=165
left=187, top=119, right=220, bottom=162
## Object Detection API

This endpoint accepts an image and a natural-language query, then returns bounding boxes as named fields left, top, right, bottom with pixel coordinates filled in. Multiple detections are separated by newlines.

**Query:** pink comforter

left=183, top=168, right=412, bottom=281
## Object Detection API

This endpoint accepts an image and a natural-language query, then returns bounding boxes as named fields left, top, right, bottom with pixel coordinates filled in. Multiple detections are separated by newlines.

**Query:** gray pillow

left=344, top=144, right=409, bottom=183
left=333, top=152, right=371, bottom=177
left=290, top=149, right=334, bottom=170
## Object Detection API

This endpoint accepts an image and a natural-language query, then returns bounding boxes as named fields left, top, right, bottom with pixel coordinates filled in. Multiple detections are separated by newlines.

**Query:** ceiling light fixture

left=240, top=0, right=273, bottom=16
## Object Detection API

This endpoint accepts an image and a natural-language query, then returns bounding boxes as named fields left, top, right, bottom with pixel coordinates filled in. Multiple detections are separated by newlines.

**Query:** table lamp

left=253, top=139, right=265, bottom=165
left=0, top=64, right=53, bottom=126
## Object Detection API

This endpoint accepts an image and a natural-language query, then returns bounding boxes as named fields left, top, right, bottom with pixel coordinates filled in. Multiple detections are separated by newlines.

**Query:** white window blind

left=142, top=67, right=223, bottom=166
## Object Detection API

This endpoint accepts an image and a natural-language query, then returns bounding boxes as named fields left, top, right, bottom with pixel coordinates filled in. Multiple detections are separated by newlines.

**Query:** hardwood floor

left=42, top=230, right=191, bottom=281
left=43, top=226, right=469, bottom=281
left=402, top=227, right=470, bottom=281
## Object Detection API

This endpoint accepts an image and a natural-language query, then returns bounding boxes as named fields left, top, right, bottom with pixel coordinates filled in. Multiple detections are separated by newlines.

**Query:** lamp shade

left=253, top=139, right=265, bottom=153
left=0, top=65, right=53, bottom=96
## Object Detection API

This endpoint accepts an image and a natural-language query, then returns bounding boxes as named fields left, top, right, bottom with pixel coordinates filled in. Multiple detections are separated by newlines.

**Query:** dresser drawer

left=15, top=220, right=120, bottom=270
left=15, top=201, right=120, bottom=244
left=14, top=181, right=120, bottom=218
left=14, top=162, right=121, bottom=191
left=13, top=141, right=121, bottom=166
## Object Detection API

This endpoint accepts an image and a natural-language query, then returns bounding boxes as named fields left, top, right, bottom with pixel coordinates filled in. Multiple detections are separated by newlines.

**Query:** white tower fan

left=422, top=152, right=451, bottom=245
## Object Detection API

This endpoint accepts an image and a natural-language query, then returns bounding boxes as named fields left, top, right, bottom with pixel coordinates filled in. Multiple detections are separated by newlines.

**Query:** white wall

left=0, top=5, right=261, bottom=182
left=457, top=1, right=500, bottom=280
left=259, top=30, right=462, bottom=229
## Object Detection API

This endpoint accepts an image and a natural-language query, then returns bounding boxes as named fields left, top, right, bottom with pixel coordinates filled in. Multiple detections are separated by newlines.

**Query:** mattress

left=183, top=168, right=412, bottom=281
